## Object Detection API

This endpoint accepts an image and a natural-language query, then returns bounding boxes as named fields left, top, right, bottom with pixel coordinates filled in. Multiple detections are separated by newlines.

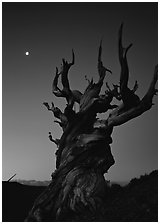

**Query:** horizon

left=4, top=169, right=158, bottom=188
left=4, top=168, right=158, bottom=184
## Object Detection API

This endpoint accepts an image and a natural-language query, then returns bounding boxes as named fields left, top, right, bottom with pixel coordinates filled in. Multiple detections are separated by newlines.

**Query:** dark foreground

left=3, top=170, right=158, bottom=222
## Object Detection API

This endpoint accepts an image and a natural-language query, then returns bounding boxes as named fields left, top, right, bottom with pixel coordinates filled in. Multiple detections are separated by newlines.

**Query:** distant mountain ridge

left=15, top=179, right=51, bottom=186
left=16, top=179, right=128, bottom=186
left=13, top=170, right=157, bottom=187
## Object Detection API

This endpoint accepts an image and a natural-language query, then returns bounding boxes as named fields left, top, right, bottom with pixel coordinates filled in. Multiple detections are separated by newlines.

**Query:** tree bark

left=25, top=24, right=157, bottom=221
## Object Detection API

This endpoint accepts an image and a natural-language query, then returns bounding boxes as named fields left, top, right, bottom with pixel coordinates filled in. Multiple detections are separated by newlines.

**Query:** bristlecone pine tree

left=26, top=24, right=157, bottom=221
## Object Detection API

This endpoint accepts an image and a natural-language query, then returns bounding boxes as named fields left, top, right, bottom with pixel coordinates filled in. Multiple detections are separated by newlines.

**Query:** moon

left=25, top=51, right=30, bottom=56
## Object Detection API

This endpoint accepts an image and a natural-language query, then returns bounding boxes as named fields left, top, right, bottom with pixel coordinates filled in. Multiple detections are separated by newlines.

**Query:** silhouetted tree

left=26, top=24, right=157, bottom=221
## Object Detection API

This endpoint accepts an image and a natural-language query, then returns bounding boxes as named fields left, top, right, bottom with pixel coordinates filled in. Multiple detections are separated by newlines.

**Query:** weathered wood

left=26, top=24, right=157, bottom=221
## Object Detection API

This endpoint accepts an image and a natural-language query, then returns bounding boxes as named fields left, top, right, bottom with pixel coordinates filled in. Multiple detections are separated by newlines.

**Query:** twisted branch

left=106, top=24, right=158, bottom=127
left=43, top=102, right=68, bottom=129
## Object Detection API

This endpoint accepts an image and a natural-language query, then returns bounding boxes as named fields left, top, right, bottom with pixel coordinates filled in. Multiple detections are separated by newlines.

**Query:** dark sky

left=3, top=3, right=158, bottom=182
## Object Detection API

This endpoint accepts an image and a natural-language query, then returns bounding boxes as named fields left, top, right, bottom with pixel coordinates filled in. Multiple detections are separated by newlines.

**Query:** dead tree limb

left=48, top=132, right=60, bottom=146
left=43, top=102, right=68, bottom=129
left=107, top=65, right=157, bottom=127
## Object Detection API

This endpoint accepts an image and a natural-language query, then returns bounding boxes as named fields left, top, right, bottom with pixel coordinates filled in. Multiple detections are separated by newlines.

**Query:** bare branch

left=119, top=23, right=132, bottom=93
left=80, top=41, right=114, bottom=113
left=70, top=49, right=75, bottom=66
left=61, top=60, right=71, bottom=93
left=105, top=82, right=111, bottom=92
left=106, top=25, right=157, bottom=128
left=43, top=102, right=68, bottom=128
left=48, top=132, right=60, bottom=146
left=132, top=80, right=138, bottom=93
left=85, top=75, right=93, bottom=85
left=52, top=67, right=64, bottom=97
left=98, top=40, right=112, bottom=84
left=118, top=23, right=140, bottom=110
left=43, top=102, right=50, bottom=110
left=61, top=50, right=75, bottom=93
left=58, top=50, right=81, bottom=110
left=141, top=65, right=158, bottom=104
left=107, top=65, right=158, bottom=127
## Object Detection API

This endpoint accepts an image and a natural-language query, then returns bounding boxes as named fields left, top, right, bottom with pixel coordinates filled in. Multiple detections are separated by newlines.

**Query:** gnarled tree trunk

left=25, top=24, right=157, bottom=221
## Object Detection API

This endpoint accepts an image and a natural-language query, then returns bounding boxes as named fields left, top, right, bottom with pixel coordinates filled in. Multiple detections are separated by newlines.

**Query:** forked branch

left=43, top=102, right=68, bottom=129
left=98, top=40, right=112, bottom=85
left=118, top=23, right=140, bottom=110
left=52, top=67, right=64, bottom=97
left=106, top=24, right=157, bottom=127
left=79, top=42, right=112, bottom=113
left=61, top=50, right=75, bottom=95
left=48, top=132, right=60, bottom=146
left=107, top=65, right=158, bottom=127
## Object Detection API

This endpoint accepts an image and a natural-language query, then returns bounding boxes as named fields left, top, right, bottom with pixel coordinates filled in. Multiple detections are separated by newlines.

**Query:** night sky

left=3, top=3, right=158, bottom=182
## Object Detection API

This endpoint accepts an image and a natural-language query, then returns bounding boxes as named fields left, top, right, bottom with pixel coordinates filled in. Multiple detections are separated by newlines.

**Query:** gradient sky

left=3, top=3, right=158, bottom=182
